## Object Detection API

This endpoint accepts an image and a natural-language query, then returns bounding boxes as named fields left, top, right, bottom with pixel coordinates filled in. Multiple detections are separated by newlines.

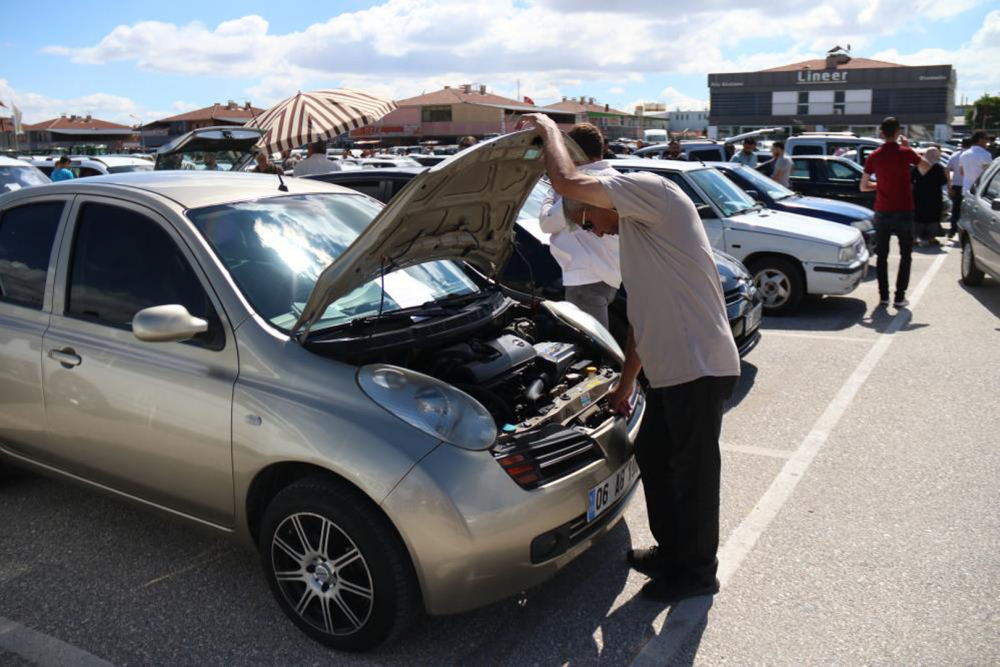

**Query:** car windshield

left=0, top=165, right=51, bottom=191
left=187, top=194, right=479, bottom=333
left=107, top=164, right=154, bottom=174
left=688, top=168, right=757, bottom=217
left=729, top=166, right=795, bottom=201
left=517, top=179, right=549, bottom=222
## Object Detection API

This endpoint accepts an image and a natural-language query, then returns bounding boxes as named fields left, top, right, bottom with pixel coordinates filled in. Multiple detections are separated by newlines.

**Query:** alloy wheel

left=271, top=512, right=374, bottom=636
left=753, top=268, right=791, bottom=308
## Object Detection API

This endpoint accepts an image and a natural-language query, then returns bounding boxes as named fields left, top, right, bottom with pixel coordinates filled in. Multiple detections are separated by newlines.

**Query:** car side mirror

left=745, top=189, right=760, bottom=200
left=132, top=305, right=208, bottom=343
left=992, top=199, right=1000, bottom=212
left=696, top=204, right=715, bottom=220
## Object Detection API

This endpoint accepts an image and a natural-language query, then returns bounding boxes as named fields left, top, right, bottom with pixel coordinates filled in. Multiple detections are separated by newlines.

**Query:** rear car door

left=39, top=198, right=239, bottom=526
left=823, top=160, right=868, bottom=206
left=0, top=197, right=69, bottom=458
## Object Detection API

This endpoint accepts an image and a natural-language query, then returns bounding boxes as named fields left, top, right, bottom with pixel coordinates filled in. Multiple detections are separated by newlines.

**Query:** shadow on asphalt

left=958, top=278, right=999, bottom=320
left=725, top=361, right=757, bottom=414
left=762, top=297, right=869, bottom=332
left=857, top=304, right=930, bottom=334
left=0, top=466, right=678, bottom=665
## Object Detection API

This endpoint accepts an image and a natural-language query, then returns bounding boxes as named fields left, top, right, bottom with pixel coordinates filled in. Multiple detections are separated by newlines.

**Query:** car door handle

left=48, top=348, right=82, bottom=368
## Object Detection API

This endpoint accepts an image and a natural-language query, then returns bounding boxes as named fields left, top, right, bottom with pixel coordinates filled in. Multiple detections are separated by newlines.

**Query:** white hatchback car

left=612, top=159, right=869, bottom=313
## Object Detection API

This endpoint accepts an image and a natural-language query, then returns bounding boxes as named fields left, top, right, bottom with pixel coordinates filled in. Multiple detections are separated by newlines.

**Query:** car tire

left=259, top=475, right=419, bottom=652
left=747, top=257, right=804, bottom=314
left=961, top=237, right=985, bottom=287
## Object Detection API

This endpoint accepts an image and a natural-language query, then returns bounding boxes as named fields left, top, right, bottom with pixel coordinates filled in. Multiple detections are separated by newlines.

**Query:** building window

left=834, top=91, right=845, bottom=115
left=797, top=91, right=809, bottom=116
left=421, top=106, right=452, bottom=123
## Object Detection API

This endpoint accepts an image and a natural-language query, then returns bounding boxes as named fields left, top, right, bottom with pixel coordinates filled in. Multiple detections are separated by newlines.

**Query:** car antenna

left=245, top=101, right=287, bottom=192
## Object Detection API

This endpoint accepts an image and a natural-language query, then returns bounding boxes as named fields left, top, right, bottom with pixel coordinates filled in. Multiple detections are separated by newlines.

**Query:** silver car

left=959, top=156, right=1000, bottom=286
left=0, top=131, right=644, bottom=651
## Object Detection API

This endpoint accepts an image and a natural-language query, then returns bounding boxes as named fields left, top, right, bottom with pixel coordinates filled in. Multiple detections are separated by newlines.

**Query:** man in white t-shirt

left=293, top=140, right=341, bottom=177
left=539, top=123, right=620, bottom=329
left=960, top=131, right=992, bottom=195
left=946, top=137, right=971, bottom=238
left=769, top=140, right=793, bottom=187
left=516, top=112, right=741, bottom=605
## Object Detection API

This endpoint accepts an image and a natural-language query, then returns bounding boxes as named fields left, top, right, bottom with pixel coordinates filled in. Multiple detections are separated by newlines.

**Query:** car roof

left=788, top=154, right=858, bottom=161
left=610, top=158, right=713, bottom=171
left=89, top=156, right=150, bottom=167
left=1, top=171, right=359, bottom=209
left=0, top=156, right=35, bottom=167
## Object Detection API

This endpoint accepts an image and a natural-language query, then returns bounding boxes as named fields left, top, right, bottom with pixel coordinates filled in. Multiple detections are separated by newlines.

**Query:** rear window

left=0, top=165, right=51, bottom=192
left=791, top=144, right=823, bottom=156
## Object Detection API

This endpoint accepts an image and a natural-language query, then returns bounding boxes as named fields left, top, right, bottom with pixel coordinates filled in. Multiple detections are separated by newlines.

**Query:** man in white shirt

left=960, top=131, right=992, bottom=195
left=516, top=112, right=740, bottom=605
left=293, top=140, right=341, bottom=177
left=946, top=137, right=971, bottom=238
left=539, top=123, right=620, bottom=329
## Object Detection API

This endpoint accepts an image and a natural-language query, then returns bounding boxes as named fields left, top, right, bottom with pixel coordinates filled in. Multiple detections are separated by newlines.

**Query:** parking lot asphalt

left=1, top=242, right=998, bottom=666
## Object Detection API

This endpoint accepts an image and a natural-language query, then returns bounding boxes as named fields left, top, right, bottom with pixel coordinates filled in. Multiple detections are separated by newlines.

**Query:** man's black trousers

left=635, top=374, right=738, bottom=585
left=874, top=210, right=914, bottom=302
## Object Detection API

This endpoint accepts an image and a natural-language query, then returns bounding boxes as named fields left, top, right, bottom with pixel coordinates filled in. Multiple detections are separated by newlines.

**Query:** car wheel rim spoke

left=271, top=512, right=375, bottom=636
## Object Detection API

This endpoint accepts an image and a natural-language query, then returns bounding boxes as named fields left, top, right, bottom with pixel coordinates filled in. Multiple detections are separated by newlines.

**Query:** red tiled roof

left=761, top=57, right=905, bottom=72
left=0, top=117, right=16, bottom=133
left=396, top=87, right=532, bottom=108
left=544, top=100, right=631, bottom=116
left=23, top=116, right=132, bottom=131
left=156, top=103, right=265, bottom=124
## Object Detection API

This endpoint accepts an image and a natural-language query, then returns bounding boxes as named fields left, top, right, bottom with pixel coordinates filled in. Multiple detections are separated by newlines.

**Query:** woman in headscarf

left=911, top=146, right=948, bottom=247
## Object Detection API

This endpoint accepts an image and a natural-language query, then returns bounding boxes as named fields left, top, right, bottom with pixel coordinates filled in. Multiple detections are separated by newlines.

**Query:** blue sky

left=2, top=0, right=998, bottom=124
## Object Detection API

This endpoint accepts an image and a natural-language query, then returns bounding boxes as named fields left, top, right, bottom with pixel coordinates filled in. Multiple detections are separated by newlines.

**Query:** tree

left=965, top=93, right=1000, bottom=130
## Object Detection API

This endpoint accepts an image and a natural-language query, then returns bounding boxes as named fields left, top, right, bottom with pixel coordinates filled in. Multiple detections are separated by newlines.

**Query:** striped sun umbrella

left=246, top=89, right=397, bottom=154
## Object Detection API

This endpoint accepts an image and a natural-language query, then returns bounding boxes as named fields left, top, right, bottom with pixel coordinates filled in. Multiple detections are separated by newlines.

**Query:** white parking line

left=0, top=616, right=115, bottom=667
left=762, top=331, right=875, bottom=344
left=631, top=251, right=949, bottom=666
left=721, top=444, right=793, bottom=459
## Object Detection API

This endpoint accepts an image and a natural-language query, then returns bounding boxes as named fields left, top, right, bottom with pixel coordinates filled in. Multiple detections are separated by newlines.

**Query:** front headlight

left=542, top=300, right=624, bottom=364
left=850, top=218, right=874, bottom=233
left=838, top=244, right=858, bottom=262
left=358, top=365, right=497, bottom=450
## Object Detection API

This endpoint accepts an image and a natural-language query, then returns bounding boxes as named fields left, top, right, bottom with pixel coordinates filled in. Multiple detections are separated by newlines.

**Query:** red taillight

left=498, top=455, right=539, bottom=485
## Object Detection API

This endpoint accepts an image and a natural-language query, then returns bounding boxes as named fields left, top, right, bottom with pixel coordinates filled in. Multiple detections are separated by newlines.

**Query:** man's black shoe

left=626, top=546, right=667, bottom=576
left=640, top=576, right=720, bottom=603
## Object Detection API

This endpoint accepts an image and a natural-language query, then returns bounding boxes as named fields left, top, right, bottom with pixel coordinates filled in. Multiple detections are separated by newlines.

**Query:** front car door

left=39, top=197, right=239, bottom=526
left=788, top=158, right=817, bottom=196
left=0, top=196, right=70, bottom=458
left=823, top=159, right=869, bottom=206
left=969, top=164, right=1000, bottom=274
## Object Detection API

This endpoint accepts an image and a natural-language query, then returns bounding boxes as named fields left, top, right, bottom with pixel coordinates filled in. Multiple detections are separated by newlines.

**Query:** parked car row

left=959, top=157, right=1000, bottom=287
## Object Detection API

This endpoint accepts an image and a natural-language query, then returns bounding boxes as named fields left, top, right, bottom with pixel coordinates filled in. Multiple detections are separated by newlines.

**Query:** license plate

left=745, top=302, right=763, bottom=333
left=587, top=457, right=640, bottom=522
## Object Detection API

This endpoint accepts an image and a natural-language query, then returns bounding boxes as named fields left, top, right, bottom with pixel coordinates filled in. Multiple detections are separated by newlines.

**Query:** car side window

left=827, top=161, right=859, bottom=181
left=983, top=172, right=1000, bottom=201
left=649, top=170, right=706, bottom=205
left=791, top=160, right=811, bottom=179
left=792, top=144, right=823, bottom=156
left=346, top=180, right=387, bottom=202
left=689, top=149, right=723, bottom=162
left=0, top=201, right=64, bottom=309
left=79, top=167, right=103, bottom=178
left=66, top=203, right=224, bottom=349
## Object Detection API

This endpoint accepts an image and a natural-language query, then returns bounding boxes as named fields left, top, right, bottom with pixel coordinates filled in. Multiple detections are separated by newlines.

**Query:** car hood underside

left=291, top=130, right=585, bottom=336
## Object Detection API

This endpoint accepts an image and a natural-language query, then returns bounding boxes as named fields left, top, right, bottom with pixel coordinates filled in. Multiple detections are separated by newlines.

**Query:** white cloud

left=659, top=86, right=708, bottom=111
left=37, top=0, right=997, bottom=110
left=0, top=78, right=141, bottom=124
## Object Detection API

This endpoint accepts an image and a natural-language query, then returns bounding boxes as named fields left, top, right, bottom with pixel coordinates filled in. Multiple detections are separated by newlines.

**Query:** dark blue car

left=712, top=162, right=876, bottom=252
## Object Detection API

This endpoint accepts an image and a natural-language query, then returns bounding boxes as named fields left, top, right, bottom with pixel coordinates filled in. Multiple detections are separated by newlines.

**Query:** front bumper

left=806, top=250, right=869, bottom=296
left=381, top=392, right=646, bottom=616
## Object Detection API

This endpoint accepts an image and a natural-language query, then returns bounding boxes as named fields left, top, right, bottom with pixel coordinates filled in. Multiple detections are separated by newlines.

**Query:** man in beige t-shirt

left=516, top=113, right=741, bottom=604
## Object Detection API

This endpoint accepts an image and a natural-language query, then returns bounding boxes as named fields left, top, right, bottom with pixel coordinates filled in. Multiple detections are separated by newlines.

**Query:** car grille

left=493, top=424, right=605, bottom=490
left=724, top=287, right=744, bottom=306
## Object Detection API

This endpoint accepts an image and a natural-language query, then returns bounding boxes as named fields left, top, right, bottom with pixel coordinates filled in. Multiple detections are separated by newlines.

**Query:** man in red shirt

left=861, top=117, right=928, bottom=308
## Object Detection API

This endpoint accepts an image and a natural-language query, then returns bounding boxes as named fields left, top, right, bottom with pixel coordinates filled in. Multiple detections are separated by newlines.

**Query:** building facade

left=708, top=52, right=956, bottom=141
left=348, top=85, right=576, bottom=145
left=544, top=97, right=666, bottom=141
left=141, top=101, right=265, bottom=149
left=23, top=115, right=136, bottom=153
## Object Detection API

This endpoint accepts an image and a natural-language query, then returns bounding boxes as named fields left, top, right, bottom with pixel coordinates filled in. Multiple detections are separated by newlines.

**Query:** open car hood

left=291, top=130, right=585, bottom=336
